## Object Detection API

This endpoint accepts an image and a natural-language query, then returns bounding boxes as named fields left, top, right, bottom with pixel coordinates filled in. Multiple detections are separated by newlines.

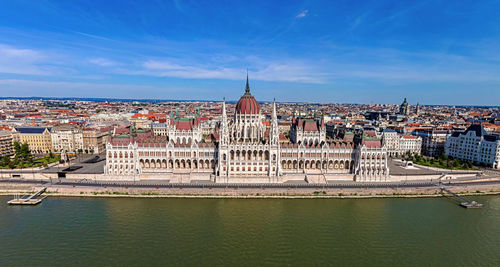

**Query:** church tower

left=399, top=98, right=410, bottom=116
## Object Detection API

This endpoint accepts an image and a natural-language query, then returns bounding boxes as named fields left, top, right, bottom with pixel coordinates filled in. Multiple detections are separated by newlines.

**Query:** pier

left=440, top=186, right=483, bottom=208
left=8, top=187, right=48, bottom=205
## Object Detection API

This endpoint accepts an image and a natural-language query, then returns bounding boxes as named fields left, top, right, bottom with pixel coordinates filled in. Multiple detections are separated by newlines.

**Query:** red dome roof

left=235, top=74, right=260, bottom=114
left=236, top=94, right=260, bottom=114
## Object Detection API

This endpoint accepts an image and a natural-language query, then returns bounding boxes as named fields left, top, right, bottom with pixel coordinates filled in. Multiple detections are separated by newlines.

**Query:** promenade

left=2, top=176, right=500, bottom=198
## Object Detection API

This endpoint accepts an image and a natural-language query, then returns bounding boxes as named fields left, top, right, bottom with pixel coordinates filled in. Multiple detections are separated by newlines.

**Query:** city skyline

left=1, top=1, right=499, bottom=105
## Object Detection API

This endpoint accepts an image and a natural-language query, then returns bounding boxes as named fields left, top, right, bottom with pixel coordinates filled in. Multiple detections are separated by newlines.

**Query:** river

left=1, top=196, right=499, bottom=266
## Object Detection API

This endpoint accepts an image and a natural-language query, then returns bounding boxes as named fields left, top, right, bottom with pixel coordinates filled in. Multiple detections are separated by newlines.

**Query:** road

left=2, top=177, right=500, bottom=190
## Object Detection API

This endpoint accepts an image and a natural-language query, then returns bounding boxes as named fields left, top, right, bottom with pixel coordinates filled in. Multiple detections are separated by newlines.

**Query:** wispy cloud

left=0, top=44, right=57, bottom=75
left=73, top=31, right=113, bottom=41
left=89, top=57, right=117, bottom=66
left=115, top=58, right=326, bottom=83
left=295, top=10, right=308, bottom=18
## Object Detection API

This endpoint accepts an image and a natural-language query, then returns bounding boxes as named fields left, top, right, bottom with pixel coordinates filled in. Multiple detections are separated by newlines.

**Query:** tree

left=466, top=161, right=473, bottom=169
left=20, top=142, right=32, bottom=161
left=1, top=156, right=10, bottom=167
left=13, top=141, right=21, bottom=155
left=8, top=160, right=16, bottom=169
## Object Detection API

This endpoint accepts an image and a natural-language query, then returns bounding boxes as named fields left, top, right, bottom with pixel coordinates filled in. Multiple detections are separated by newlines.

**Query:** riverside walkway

left=2, top=177, right=500, bottom=190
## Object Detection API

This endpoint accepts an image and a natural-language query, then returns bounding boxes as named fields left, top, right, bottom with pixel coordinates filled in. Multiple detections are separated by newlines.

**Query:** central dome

left=235, top=74, right=260, bottom=114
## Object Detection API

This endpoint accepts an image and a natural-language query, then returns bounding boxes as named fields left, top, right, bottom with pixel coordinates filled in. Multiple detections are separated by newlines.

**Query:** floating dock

left=8, top=187, right=47, bottom=205
left=459, top=201, right=483, bottom=209
left=440, top=186, right=483, bottom=209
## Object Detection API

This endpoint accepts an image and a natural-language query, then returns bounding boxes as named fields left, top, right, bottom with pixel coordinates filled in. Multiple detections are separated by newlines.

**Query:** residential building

left=414, top=129, right=447, bottom=157
left=0, top=130, right=14, bottom=157
left=382, top=129, right=422, bottom=156
left=445, top=124, right=500, bottom=169
left=382, top=129, right=399, bottom=156
left=51, top=125, right=83, bottom=153
left=83, top=127, right=111, bottom=154
left=12, top=127, right=52, bottom=154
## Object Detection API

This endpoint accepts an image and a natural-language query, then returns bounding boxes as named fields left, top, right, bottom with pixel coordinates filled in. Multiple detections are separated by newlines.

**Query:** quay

left=8, top=187, right=47, bottom=205
left=440, top=186, right=483, bottom=208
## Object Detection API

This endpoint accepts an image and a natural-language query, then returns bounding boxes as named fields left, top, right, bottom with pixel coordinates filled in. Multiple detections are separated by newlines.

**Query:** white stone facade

left=51, top=126, right=83, bottom=153
left=383, top=130, right=422, bottom=157
left=445, top=124, right=500, bottom=169
left=354, top=141, right=390, bottom=181
left=105, top=78, right=390, bottom=182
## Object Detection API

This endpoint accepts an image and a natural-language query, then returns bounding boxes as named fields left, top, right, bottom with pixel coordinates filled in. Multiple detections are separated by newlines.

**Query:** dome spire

left=245, top=69, right=250, bottom=94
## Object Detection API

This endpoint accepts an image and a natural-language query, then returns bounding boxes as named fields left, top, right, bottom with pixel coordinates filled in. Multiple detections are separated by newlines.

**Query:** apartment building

left=0, top=130, right=14, bottom=157
left=51, top=125, right=83, bottom=153
left=446, top=124, right=500, bottom=169
left=12, top=127, right=52, bottom=154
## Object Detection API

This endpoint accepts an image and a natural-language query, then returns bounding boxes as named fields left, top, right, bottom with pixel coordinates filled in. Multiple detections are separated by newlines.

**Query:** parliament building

left=105, top=76, right=389, bottom=183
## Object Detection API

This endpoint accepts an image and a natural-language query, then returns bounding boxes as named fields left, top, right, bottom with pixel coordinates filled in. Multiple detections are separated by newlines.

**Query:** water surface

left=1, top=196, right=499, bottom=266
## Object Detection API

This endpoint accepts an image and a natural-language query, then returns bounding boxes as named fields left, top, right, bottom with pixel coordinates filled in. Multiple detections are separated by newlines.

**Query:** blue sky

left=0, top=0, right=499, bottom=105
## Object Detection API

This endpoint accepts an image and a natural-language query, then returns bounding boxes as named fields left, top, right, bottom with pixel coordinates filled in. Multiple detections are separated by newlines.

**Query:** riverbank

left=1, top=182, right=500, bottom=199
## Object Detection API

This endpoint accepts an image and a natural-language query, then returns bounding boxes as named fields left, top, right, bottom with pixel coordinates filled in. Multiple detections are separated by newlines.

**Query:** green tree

left=8, top=160, right=16, bottom=169
left=1, top=156, right=10, bottom=167
left=13, top=141, right=21, bottom=155
left=466, top=161, right=473, bottom=169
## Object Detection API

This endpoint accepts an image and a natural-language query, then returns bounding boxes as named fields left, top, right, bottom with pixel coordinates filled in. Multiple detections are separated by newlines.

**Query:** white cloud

left=118, top=59, right=326, bottom=83
left=296, top=10, right=308, bottom=18
left=0, top=44, right=53, bottom=75
left=89, top=58, right=117, bottom=67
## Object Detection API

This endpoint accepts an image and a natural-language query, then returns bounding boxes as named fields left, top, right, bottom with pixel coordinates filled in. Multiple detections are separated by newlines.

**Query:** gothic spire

left=222, top=97, right=227, bottom=118
left=245, top=69, right=250, bottom=94
left=272, top=98, right=276, bottom=118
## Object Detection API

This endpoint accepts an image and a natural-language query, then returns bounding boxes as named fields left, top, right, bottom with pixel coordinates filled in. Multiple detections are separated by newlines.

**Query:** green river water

left=1, top=195, right=499, bottom=266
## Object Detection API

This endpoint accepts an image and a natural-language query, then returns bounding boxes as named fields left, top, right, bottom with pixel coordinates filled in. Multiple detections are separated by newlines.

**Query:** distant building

left=365, top=111, right=390, bottom=121
left=278, top=121, right=291, bottom=135
left=0, top=131, right=14, bottom=157
left=413, top=129, right=447, bottom=157
left=382, top=129, right=422, bottom=156
left=399, top=135, right=422, bottom=155
left=399, top=98, right=410, bottom=116
left=51, top=126, right=83, bottom=153
left=83, top=127, right=111, bottom=154
left=382, top=129, right=399, bottom=156
left=12, top=127, right=52, bottom=154
left=445, top=124, right=500, bottom=169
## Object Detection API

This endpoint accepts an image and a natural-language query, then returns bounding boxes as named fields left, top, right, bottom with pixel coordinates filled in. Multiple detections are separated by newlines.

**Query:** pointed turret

left=270, top=98, right=279, bottom=145
left=272, top=98, right=277, bottom=121
left=220, top=97, right=229, bottom=146
left=222, top=98, right=227, bottom=122
left=245, top=70, right=250, bottom=94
